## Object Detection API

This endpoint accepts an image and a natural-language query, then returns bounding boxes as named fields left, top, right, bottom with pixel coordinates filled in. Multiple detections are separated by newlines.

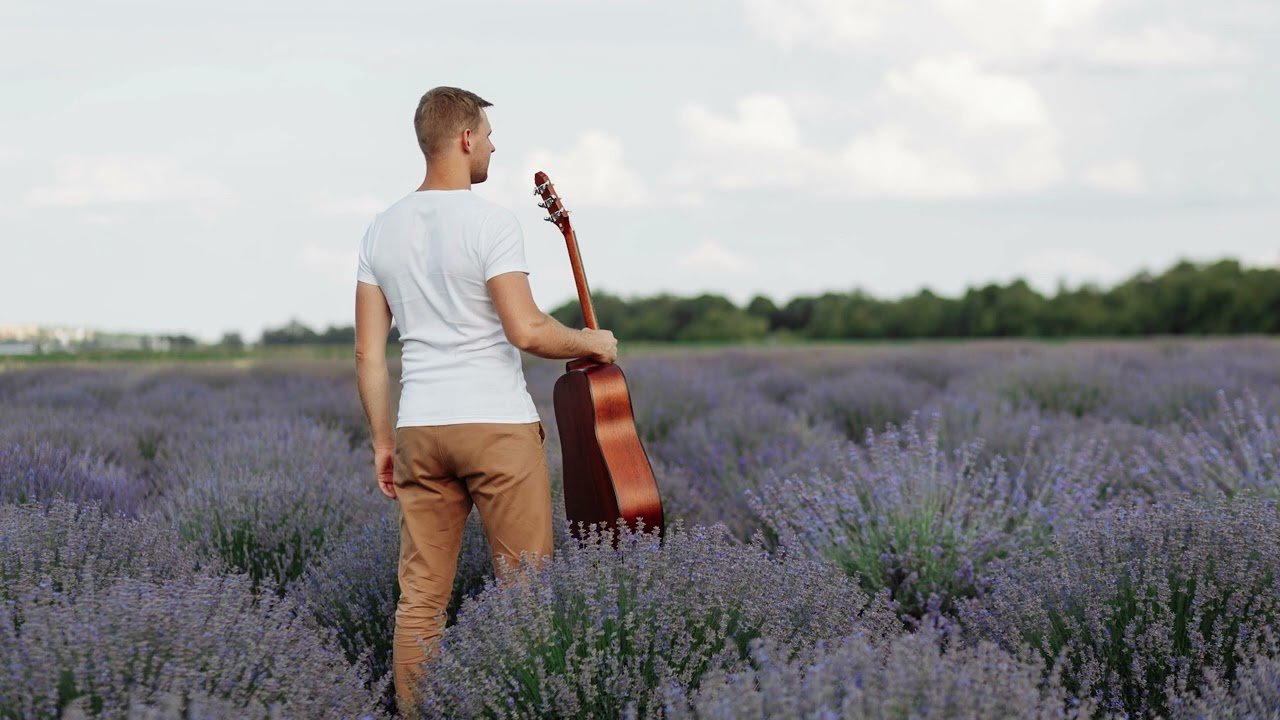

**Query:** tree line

left=259, top=258, right=1278, bottom=346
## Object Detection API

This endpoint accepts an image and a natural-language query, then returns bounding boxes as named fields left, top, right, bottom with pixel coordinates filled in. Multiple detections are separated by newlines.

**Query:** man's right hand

left=583, top=328, right=618, bottom=364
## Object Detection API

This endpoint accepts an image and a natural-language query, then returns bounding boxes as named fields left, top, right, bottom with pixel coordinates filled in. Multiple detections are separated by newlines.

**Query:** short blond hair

left=413, top=86, right=492, bottom=159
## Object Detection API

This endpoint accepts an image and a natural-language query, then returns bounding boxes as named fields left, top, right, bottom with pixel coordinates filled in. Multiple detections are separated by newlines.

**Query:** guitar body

left=533, top=170, right=666, bottom=546
left=554, top=361, right=664, bottom=542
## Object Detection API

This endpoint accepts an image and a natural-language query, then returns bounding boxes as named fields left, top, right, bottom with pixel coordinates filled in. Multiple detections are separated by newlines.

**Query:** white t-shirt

left=356, top=189, right=540, bottom=427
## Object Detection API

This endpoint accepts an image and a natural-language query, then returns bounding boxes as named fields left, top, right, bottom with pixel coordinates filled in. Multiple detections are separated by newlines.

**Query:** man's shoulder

left=398, top=190, right=514, bottom=217
left=468, top=192, right=517, bottom=221
left=466, top=195, right=522, bottom=241
left=374, top=191, right=518, bottom=239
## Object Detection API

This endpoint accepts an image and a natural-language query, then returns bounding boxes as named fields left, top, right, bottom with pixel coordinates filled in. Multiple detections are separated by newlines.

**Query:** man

left=353, top=86, right=617, bottom=714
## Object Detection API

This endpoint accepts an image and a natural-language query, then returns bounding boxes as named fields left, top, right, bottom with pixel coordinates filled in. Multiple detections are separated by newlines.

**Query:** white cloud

left=674, top=94, right=823, bottom=190
left=1086, top=24, right=1251, bottom=68
left=681, top=95, right=803, bottom=153
left=728, top=0, right=1258, bottom=205
left=1081, top=160, right=1145, bottom=193
left=841, top=126, right=984, bottom=198
left=517, top=131, right=650, bottom=209
left=933, top=0, right=1061, bottom=61
left=740, top=0, right=1251, bottom=72
left=742, top=0, right=1107, bottom=60
left=742, top=0, right=886, bottom=51
left=25, top=155, right=231, bottom=207
left=1042, top=0, right=1109, bottom=29
left=675, top=57, right=1065, bottom=200
left=885, top=55, right=1050, bottom=131
left=675, top=240, right=758, bottom=273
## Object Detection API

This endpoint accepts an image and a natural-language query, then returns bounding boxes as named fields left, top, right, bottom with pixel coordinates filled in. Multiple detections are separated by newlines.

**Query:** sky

left=2, top=0, right=1277, bottom=343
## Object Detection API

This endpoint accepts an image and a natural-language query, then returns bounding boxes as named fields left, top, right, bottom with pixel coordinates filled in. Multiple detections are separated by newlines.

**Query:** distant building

left=0, top=324, right=92, bottom=353
left=0, top=324, right=178, bottom=353
left=0, top=324, right=44, bottom=342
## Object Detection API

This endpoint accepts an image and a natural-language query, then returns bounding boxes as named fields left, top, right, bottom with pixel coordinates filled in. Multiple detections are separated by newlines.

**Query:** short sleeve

left=356, top=222, right=379, bottom=286
left=481, top=209, right=530, bottom=281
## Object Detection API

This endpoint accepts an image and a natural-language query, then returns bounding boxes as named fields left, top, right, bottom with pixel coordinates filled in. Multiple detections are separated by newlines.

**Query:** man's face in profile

left=470, top=109, right=495, bottom=184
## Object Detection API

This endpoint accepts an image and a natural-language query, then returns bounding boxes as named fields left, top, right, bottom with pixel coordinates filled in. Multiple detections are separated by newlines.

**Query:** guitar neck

left=564, top=228, right=598, bottom=330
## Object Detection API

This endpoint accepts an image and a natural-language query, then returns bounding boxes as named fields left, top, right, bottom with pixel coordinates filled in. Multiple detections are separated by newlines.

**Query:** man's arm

left=487, top=271, right=617, bottom=362
left=354, top=280, right=395, bottom=450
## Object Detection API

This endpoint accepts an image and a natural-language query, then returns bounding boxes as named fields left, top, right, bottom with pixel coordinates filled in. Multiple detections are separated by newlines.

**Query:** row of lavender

left=0, top=339, right=1278, bottom=718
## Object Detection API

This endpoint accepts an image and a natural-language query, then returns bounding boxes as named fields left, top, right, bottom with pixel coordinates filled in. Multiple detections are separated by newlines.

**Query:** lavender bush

left=860, top=345, right=998, bottom=390
left=751, top=413, right=1112, bottom=620
left=789, top=367, right=936, bottom=441
left=962, top=493, right=1280, bottom=718
left=0, top=365, right=367, bottom=508
left=0, top=364, right=136, bottom=409
left=0, top=573, right=386, bottom=719
left=0, top=441, right=145, bottom=516
left=233, top=364, right=371, bottom=448
left=969, top=351, right=1126, bottom=419
left=0, top=498, right=204, bottom=602
left=959, top=343, right=1280, bottom=426
left=159, top=415, right=384, bottom=593
left=624, top=359, right=732, bottom=446
left=651, top=396, right=849, bottom=542
left=1173, top=644, right=1280, bottom=719
left=663, top=627, right=1092, bottom=719
left=0, top=404, right=170, bottom=507
left=60, top=690, right=282, bottom=720
left=2, top=339, right=1279, bottom=716
left=412, top=518, right=900, bottom=719
left=293, top=513, right=401, bottom=708
left=1133, top=390, right=1279, bottom=499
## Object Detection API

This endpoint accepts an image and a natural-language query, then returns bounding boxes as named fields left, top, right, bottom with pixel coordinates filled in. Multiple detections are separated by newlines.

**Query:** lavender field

left=2, top=339, right=1280, bottom=719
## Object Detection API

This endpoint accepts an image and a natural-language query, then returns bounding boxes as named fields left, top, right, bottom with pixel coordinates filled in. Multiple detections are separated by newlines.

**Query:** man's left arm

left=355, top=280, right=397, bottom=499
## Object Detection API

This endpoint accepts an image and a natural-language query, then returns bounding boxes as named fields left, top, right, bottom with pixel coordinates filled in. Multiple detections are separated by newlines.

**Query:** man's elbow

left=506, top=314, right=546, bottom=352
left=506, top=327, right=535, bottom=352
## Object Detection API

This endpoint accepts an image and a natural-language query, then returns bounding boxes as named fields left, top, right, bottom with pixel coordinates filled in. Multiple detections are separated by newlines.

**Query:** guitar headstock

left=533, top=171, right=573, bottom=235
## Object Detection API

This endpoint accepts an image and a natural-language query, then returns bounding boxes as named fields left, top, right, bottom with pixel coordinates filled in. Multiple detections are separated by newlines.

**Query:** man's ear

left=461, top=127, right=472, bottom=154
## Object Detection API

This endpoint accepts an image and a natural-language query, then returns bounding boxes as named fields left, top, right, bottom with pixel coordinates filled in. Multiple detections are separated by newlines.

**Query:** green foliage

left=966, top=494, right=1280, bottom=718
left=546, top=258, right=1278, bottom=343
left=822, top=502, right=979, bottom=619
left=551, top=291, right=766, bottom=343
left=260, top=317, right=397, bottom=346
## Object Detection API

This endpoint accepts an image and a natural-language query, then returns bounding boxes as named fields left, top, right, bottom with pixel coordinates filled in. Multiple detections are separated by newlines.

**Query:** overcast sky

left=2, top=0, right=1277, bottom=342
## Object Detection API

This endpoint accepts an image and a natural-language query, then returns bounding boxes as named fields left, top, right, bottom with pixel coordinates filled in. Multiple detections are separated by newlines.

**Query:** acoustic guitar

left=533, top=171, right=665, bottom=545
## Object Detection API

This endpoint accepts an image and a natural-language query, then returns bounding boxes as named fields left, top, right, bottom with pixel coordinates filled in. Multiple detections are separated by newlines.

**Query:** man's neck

left=419, top=162, right=471, bottom=191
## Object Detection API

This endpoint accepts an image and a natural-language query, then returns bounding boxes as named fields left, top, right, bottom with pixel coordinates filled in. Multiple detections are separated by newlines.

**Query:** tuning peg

left=537, top=196, right=558, bottom=208
left=533, top=181, right=549, bottom=195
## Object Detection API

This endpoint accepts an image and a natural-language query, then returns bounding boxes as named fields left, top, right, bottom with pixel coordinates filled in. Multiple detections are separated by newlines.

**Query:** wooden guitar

left=533, top=171, right=665, bottom=544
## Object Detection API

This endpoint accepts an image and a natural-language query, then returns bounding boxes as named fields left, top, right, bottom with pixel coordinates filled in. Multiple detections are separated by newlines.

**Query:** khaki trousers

left=391, top=420, right=555, bottom=715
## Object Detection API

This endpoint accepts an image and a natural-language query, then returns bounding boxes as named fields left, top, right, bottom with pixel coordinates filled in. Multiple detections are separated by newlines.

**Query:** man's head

left=414, top=86, right=495, bottom=184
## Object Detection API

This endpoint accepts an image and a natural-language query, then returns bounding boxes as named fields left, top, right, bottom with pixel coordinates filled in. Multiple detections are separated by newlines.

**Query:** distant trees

left=262, top=258, right=1279, bottom=346
left=550, top=293, right=767, bottom=342
left=157, top=334, right=198, bottom=348
left=550, top=258, right=1278, bottom=342
left=261, top=319, right=320, bottom=346
left=259, top=318, right=397, bottom=347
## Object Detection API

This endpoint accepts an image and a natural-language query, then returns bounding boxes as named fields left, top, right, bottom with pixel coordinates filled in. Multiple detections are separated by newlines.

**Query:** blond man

left=354, top=86, right=617, bottom=714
